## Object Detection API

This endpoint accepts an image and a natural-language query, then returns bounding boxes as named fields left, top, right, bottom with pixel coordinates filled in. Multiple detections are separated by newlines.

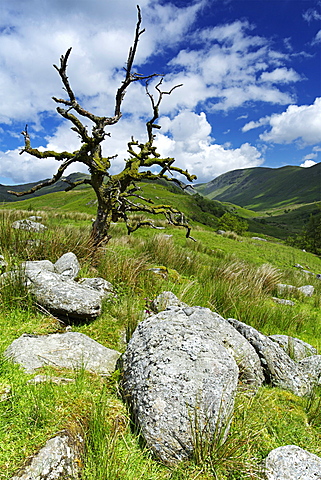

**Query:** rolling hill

left=0, top=172, right=90, bottom=203
left=195, top=163, right=321, bottom=211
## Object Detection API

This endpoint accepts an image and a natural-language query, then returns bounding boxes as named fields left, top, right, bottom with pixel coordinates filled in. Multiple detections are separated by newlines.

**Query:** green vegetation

left=287, top=209, right=321, bottom=255
left=196, top=163, right=321, bottom=211
left=0, top=203, right=321, bottom=479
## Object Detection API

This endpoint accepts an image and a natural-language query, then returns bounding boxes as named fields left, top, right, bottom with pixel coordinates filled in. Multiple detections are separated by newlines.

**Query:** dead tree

left=9, top=6, right=196, bottom=246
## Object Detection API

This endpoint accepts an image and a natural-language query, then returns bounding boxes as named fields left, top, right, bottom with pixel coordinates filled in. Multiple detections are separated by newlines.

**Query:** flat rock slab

left=4, top=332, right=121, bottom=375
left=121, top=307, right=239, bottom=465
left=265, top=445, right=321, bottom=479
left=10, top=430, right=83, bottom=480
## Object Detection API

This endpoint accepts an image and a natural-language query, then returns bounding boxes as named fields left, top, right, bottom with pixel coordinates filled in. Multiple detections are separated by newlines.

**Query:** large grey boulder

left=265, top=445, right=321, bottom=479
left=26, top=269, right=103, bottom=320
left=17, top=254, right=114, bottom=321
left=4, top=332, right=121, bottom=375
left=12, top=219, right=47, bottom=232
left=227, top=318, right=310, bottom=396
left=269, top=334, right=317, bottom=361
left=183, top=307, right=264, bottom=388
left=121, top=307, right=239, bottom=465
left=10, top=430, right=83, bottom=480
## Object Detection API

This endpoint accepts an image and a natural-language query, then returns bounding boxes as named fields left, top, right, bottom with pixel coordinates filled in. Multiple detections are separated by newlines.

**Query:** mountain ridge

left=195, top=163, right=321, bottom=211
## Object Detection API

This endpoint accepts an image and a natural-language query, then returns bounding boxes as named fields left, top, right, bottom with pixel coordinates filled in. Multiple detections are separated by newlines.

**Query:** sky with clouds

left=0, top=0, right=320, bottom=185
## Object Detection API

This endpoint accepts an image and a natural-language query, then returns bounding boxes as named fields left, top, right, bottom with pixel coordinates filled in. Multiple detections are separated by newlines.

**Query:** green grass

left=1, top=207, right=321, bottom=479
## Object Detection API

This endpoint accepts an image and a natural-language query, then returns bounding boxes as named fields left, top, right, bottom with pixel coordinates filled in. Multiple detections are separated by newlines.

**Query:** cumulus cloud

left=0, top=0, right=313, bottom=184
left=242, top=98, right=321, bottom=145
left=157, top=111, right=264, bottom=183
left=259, top=67, right=302, bottom=84
left=167, top=18, right=299, bottom=112
left=300, top=160, right=317, bottom=168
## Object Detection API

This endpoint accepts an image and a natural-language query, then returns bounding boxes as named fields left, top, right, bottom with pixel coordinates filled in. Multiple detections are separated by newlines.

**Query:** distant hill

left=0, top=172, right=90, bottom=203
left=195, top=163, right=321, bottom=211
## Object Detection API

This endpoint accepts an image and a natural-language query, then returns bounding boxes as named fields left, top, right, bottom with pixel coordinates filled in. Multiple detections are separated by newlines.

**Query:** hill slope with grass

left=195, top=163, right=321, bottom=211
left=0, top=172, right=90, bottom=203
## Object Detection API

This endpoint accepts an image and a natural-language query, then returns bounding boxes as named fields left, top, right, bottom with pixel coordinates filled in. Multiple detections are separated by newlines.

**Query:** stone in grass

left=265, top=445, right=321, bottom=480
left=269, top=334, right=317, bottom=362
left=297, top=285, right=314, bottom=297
left=227, top=318, right=310, bottom=396
left=26, top=269, right=103, bottom=321
left=150, top=291, right=188, bottom=313
left=10, top=429, right=83, bottom=480
left=4, top=332, right=121, bottom=375
left=12, top=219, right=47, bottom=232
left=121, top=307, right=239, bottom=465
left=272, top=297, right=295, bottom=306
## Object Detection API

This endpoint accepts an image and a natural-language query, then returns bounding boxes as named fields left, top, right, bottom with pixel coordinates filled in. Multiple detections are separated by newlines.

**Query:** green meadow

left=0, top=185, right=321, bottom=479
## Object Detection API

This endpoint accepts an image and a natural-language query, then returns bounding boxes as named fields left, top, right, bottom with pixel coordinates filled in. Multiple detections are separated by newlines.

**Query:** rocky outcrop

left=269, top=334, right=317, bottom=361
left=10, top=429, right=83, bottom=480
left=120, top=307, right=239, bottom=465
left=264, top=445, right=321, bottom=479
left=4, top=332, right=121, bottom=375
left=1, top=252, right=114, bottom=321
left=227, top=318, right=310, bottom=396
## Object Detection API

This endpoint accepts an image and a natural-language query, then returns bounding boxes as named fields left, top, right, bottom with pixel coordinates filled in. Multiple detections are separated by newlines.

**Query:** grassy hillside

left=196, top=163, right=321, bottom=211
left=0, top=207, right=321, bottom=479
left=0, top=172, right=90, bottom=203
left=2, top=170, right=320, bottom=243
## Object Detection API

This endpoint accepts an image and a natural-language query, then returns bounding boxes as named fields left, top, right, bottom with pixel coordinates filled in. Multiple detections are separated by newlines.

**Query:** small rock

left=277, top=283, right=296, bottom=295
left=251, top=236, right=267, bottom=241
left=12, top=219, right=47, bottom=232
left=272, top=297, right=295, bottom=306
left=151, top=291, right=187, bottom=313
left=10, top=429, right=83, bottom=480
left=297, top=285, right=314, bottom=297
left=265, top=445, right=321, bottom=480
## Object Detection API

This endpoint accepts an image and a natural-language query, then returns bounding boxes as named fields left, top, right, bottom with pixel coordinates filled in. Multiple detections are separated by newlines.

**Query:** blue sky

left=0, top=0, right=320, bottom=185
